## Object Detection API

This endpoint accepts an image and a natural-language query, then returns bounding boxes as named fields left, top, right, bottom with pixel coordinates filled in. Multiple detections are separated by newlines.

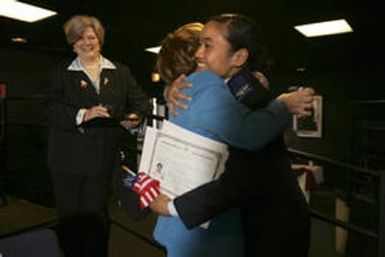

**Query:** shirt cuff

left=76, top=108, right=87, bottom=125
left=167, top=200, right=179, bottom=217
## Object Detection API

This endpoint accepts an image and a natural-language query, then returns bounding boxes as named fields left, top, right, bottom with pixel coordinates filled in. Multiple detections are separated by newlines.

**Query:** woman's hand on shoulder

left=164, top=74, right=192, bottom=115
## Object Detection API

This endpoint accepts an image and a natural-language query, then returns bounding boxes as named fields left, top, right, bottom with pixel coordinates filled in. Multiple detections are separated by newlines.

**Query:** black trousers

left=51, top=171, right=112, bottom=257
left=241, top=196, right=310, bottom=257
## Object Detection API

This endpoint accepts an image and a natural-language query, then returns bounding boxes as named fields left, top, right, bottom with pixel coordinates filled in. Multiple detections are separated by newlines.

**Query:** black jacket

left=174, top=69, right=310, bottom=257
left=46, top=59, right=150, bottom=175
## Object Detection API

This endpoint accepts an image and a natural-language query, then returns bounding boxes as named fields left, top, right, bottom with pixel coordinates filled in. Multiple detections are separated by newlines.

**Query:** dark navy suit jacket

left=174, top=69, right=310, bottom=257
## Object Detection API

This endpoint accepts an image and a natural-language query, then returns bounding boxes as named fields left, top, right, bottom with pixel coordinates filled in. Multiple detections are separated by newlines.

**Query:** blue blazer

left=173, top=70, right=310, bottom=257
left=154, top=70, right=292, bottom=257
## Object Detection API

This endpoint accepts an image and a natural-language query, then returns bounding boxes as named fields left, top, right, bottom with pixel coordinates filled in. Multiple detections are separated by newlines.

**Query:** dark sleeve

left=44, top=65, right=80, bottom=131
left=121, top=65, right=151, bottom=117
left=187, top=73, right=291, bottom=151
left=173, top=73, right=289, bottom=228
left=174, top=155, right=244, bottom=229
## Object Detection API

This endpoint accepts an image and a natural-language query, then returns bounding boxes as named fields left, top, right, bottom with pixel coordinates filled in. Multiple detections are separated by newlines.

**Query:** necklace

left=80, top=58, right=100, bottom=69
left=80, top=58, right=101, bottom=84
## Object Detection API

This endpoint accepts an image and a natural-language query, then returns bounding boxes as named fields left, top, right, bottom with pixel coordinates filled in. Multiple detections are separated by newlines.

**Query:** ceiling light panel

left=0, top=0, right=57, bottom=22
left=294, top=19, right=353, bottom=37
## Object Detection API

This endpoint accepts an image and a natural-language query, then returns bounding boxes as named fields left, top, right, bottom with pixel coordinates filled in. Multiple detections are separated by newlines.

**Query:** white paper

left=139, top=120, right=228, bottom=198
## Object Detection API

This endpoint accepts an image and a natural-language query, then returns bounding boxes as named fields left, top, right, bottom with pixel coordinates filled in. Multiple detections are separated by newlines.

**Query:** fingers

left=174, top=74, right=192, bottom=89
left=278, top=91, right=315, bottom=115
left=167, top=102, right=178, bottom=116
left=277, top=86, right=317, bottom=116
left=165, top=74, right=192, bottom=115
left=127, top=113, right=139, bottom=120
left=165, top=74, right=189, bottom=100
left=293, top=99, right=313, bottom=116
left=295, top=106, right=312, bottom=117
left=168, top=86, right=191, bottom=108
left=84, top=105, right=110, bottom=121
left=170, top=92, right=191, bottom=110
left=149, top=194, right=171, bottom=216
left=176, top=92, right=192, bottom=102
left=120, top=119, right=140, bottom=129
left=301, top=87, right=315, bottom=95
left=167, top=96, right=186, bottom=115
left=254, top=71, right=269, bottom=89
left=153, top=193, right=171, bottom=202
left=293, top=94, right=315, bottom=117
left=302, top=102, right=313, bottom=109
left=296, top=88, right=315, bottom=116
left=93, top=105, right=110, bottom=117
left=120, top=113, right=142, bottom=129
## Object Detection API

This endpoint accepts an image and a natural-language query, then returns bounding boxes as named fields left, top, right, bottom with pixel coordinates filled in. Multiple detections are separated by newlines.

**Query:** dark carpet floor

left=0, top=196, right=165, bottom=257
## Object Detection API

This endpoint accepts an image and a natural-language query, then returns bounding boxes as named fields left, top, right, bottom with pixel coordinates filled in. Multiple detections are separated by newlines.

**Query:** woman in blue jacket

left=151, top=16, right=311, bottom=257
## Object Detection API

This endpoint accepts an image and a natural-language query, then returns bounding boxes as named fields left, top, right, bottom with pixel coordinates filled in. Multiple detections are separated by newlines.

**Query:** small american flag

left=132, top=172, right=161, bottom=209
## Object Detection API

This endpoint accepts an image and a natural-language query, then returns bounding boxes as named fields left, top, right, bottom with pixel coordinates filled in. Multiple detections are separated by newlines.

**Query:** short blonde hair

left=63, top=15, right=105, bottom=46
left=156, top=22, right=203, bottom=84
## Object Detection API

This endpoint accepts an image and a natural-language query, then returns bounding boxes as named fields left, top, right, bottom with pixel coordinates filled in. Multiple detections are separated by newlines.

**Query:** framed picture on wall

left=293, top=95, right=323, bottom=138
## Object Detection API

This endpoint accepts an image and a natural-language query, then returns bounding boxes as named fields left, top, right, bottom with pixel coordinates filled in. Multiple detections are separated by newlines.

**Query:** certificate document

left=139, top=120, right=228, bottom=198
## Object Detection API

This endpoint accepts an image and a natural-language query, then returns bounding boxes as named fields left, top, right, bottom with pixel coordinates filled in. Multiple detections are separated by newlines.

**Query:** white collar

left=67, top=55, right=116, bottom=71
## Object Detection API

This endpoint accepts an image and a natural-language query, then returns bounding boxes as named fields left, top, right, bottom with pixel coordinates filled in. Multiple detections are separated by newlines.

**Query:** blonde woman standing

left=46, top=15, right=150, bottom=257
